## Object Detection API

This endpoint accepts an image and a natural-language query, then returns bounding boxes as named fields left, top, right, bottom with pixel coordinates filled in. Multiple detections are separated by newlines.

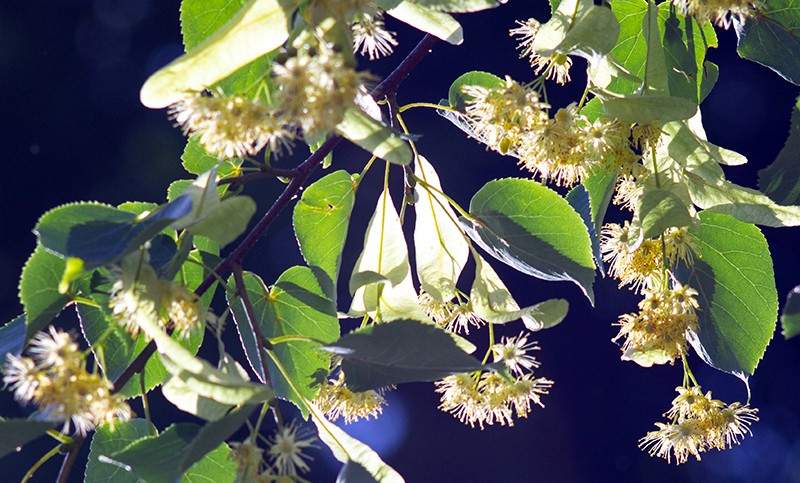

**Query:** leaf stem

left=398, top=102, right=458, bottom=114
left=22, top=444, right=62, bottom=483
left=413, top=175, right=474, bottom=221
left=140, top=371, right=152, bottom=423
left=268, top=334, right=326, bottom=346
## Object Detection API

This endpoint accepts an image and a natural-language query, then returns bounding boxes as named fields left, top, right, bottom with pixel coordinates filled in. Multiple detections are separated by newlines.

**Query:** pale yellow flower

left=315, top=371, right=386, bottom=424
left=267, top=420, right=316, bottom=476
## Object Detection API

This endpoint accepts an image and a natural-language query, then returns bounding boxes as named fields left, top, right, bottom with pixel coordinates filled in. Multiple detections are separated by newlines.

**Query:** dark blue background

left=1, top=1, right=799, bottom=482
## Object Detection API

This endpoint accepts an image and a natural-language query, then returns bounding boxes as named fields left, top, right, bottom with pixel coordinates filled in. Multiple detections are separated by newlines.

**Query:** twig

left=57, top=32, right=440, bottom=483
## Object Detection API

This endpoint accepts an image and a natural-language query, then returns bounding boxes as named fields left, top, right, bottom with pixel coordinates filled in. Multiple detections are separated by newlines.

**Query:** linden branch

left=56, top=33, right=439, bottom=482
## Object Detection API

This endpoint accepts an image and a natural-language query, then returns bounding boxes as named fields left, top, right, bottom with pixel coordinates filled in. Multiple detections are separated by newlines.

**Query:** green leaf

left=162, top=373, right=233, bottom=421
left=685, top=212, right=777, bottom=378
left=460, top=178, right=596, bottom=304
left=413, top=156, right=469, bottom=302
left=582, top=165, right=617, bottom=270
left=226, top=268, right=339, bottom=414
left=312, top=413, right=404, bottom=483
left=324, top=319, right=486, bottom=391
left=470, top=253, right=568, bottom=331
left=0, top=419, right=53, bottom=458
left=0, top=315, right=25, bottom=361
left=182, top=137, right=242, bottom=177
left=759, top=96, right=800, bottom=204
left=566, top=184, right=603, bottom=274
left=188, top=196, right=257, bottom=246
left=85, top=419, right=157, bottom=483
left=782, top=286, right=800, bottom=339
left=34, top=200, right=192, bottom=269
left=531, top=0, right=620, bottom=58
left=181, top=443, right=236, bottom=483
left=293, top=170, right=356, bottom=302
left=19, top=245, right=69, bottom=339
left=383, top=1, right=463, bottom=44
left=634, top=184, right=694, bottom=240
left=349, top=189, right=427, bottom=322
left=77, top=291, right=204, bottom=398
left=736, top=0, right=800, bottom=86
left=336, top=108, right=412, bottom=166
left=107, top=409, right=251, bottom=483
left=141, top=0, right=293, bottom=108
left=447, top=70, right=504, bottom=111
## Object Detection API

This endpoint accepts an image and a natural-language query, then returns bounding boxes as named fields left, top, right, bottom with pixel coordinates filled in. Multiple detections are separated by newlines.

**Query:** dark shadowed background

left=1, top=1, right=799, bottom=482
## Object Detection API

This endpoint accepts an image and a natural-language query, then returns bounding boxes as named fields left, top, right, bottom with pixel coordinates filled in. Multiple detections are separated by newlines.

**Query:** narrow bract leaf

left=410, top=0, right=505, bottom=13
left=349, top=189, right=427, bottom=322
left=293, top=170, right=356, bottom=302
left=336, top=108, right=412, bottom=166
left=531, top=0, right=620, bottom=58
left=338, top=460, right=379, bottom=483
left=634, top=185, right=694, bottom=240
left=140, top=0, right=293, bottom=108
left=313, top=412, right=404, bottom=483
left=686, top=212, right=777, bottom=378
left=461, top=178, right=596, bottom=304
left=414, top=156, right=469, bottom=302
left=19, top=245, right=69, bottom=339
left=384, top=1, right=463, bottom=44
left=600, top=94, right=697, bottom=123
left=470, top=253, right=567, bottom=331
left=324, top=320, right=486, bottom=391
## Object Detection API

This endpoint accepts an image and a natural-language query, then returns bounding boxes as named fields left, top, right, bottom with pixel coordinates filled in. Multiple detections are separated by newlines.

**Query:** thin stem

left=577, top=83, right=591, bottom=109
left=233, top=266, right=275, bottom=381
left=413, top=175, right=474, bottom=221
left=398, top=102, right=458, bottom=114
left=140, top=372, right=152, bottom=424
left=72, top=296, right=101, bottom=308
left=250, top=402, right=271, bottom=443
left=268, top=334, right=325, bottom=346
left=22, top=444, right=62, bottom=483
left=219, top=166, right=299, bottom=186
left=356, top=155, right=379, bottom=187
left=681, top=355, right=699, bottom=387
left=56, top=436, right=84, bottom=483
left=46, top=430, right=73, bottom=445
left=481, top=323, right=496, bottom=365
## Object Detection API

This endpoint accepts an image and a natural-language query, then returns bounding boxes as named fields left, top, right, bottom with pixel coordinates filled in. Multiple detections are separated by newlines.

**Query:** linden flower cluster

left=600, top=223, right=696, bottom=293
left=2, top=328, right=131, bottom=435
left=273, top=43, right=366, bottom=139
left=315, top=371, right=387, bottom=423
left=231, top=421, right=316, bottom=481
left=463, top=78, right=638, bottom=187
left=170, top=95, right=294, bottom=159
left=640, top=386, right=759, bottom=463
left=510, top=18, right=573, bottom=85
left=352, top=12, right=398, bottom=60
left=418, top=291, right=484, bottom=334
left=436, top=333, right=553, bottom=429
left=614, top=284, right=700, bottom=366
left=109, top=262, right=202, bottom=339
left=670, top=0, right=756, bottom=28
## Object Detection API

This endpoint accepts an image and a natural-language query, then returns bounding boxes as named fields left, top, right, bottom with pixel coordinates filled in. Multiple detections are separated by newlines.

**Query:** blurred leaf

left=106, top=411, right=250, bottom=483
left=188, top=196, right=256, bottom=247
left=313, top=412, right=404, bottom=483
left=338, top=460, right=379, bottom=483
left=85, top=419, right=157, bottom=483
left=566, top=184, right=604, bottom=274
left=686, top=212, right=777, bottom=379
left=349, top=189, right=427, bottom=322
left=324, top=319, right=485, bottom=391
left=34, top=200, right=192, bottom=269
left=634, top=185, right=694, bottom=240
left=226, top=268, right=339, bottom=414
left=293, top=170, right=356, bottom=302
left=0, top=419, right=53, bottom=458
left=182, top=137, right=242, bottom=177
left=736, top=0, right=800, bottom=86
left=460, top=178, right=596, bottom=304
left=141, top=0, right=293, bottom=108
left=414, top=156, right=469, bottom=302
left=600, top=94, right=697, bottom=123
left=19, top=245, right=69, bottom=338
left=409, top=0, right=505, bottom=12
left=759, top=96, right=800, bottom=204
left=0, top=315, right=25, bottom=361
left=336, top=108, right=412, bottom=166
left=782, top=286, right=800, bottom=339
